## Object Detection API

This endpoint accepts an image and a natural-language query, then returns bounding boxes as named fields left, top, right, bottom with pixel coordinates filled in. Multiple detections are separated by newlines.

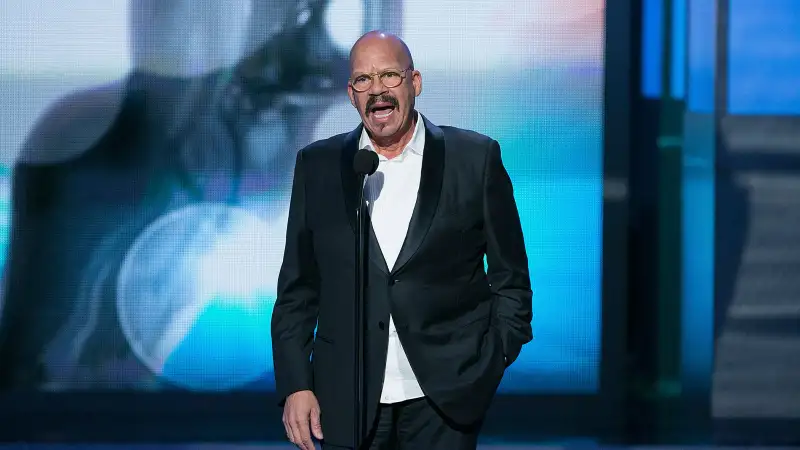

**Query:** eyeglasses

left=349, top=68, right=412, bottom=92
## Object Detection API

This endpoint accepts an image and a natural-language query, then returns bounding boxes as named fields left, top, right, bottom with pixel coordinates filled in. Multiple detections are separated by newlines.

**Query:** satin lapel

left=340, top=124, right=390, bottom=274
left=391, top=115, right=445, bottom=275
left=340, top=126, right=361, bottom=234
left=367, top=215, right=390, bottom=274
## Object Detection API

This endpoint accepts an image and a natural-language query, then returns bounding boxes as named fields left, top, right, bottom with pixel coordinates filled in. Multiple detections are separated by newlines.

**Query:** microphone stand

left=353, top=173, right=368, bottom=450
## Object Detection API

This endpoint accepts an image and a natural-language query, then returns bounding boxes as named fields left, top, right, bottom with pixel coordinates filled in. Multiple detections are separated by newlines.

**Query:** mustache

left=365, top=95, right=399, bottom=114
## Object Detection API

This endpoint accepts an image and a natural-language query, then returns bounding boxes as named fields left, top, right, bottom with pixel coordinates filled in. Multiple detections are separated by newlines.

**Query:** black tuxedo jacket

left=271, top=114, right=532, bottom=447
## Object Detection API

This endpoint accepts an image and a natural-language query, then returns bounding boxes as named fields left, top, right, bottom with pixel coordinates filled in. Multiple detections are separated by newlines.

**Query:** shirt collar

left=358, top=112, right=426, bottom=161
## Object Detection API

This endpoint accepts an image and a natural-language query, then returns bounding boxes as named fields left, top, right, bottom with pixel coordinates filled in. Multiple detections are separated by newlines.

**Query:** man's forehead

left=350, top=58, right=403, bottom=75
left=350, top=41, right=408, bottom=73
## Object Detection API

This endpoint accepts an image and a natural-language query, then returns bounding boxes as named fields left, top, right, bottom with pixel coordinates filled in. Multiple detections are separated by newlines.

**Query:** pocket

left=454, top=312, right=491, bottom=330
left=314, top=333, right=334, bottom=345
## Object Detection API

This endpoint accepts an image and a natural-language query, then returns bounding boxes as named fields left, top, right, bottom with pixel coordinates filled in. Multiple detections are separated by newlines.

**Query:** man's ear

left=348, top=85, right=357, bottom=108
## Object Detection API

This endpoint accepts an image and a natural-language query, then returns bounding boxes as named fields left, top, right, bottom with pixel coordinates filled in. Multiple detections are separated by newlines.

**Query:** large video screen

left=0, top=0, right=605, bottom=394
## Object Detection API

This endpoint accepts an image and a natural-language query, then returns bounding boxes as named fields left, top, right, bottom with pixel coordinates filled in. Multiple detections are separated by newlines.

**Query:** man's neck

left=370, top=113, right=417, bottom=159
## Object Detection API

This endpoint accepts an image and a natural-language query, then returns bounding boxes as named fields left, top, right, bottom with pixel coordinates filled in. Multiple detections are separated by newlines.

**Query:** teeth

left=375, top=109, right=393, bottom=118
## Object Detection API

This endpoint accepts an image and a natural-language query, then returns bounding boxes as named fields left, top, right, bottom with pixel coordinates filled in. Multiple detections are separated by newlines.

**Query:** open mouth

left=370, top=102, right=396, bottom=120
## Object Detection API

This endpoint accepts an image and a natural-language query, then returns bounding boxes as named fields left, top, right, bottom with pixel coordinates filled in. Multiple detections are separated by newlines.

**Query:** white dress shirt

left=360, top=115, right=426, bottom=404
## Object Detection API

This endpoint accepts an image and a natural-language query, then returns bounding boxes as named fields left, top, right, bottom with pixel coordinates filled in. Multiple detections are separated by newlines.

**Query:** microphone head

left=353, top=149, right=379, bottom=176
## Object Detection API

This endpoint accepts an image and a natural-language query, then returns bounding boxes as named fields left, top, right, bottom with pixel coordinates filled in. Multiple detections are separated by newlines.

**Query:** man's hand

left=283, top=390, right=323, bottom=450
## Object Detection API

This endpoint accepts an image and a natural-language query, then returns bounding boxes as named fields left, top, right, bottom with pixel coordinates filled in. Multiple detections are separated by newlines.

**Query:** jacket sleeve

left=482, top=139, right=533, bottom=366
left=271, top=149, right=320, bottom=403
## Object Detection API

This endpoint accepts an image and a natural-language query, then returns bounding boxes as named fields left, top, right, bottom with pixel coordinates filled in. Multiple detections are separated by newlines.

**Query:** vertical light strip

left=681, top=0, right=716, bottom=391
left=642, top=0, right=664, bottom=97
left=686, top=0, right=717, bottom=113
left=671, top=0, right=687, bottom=99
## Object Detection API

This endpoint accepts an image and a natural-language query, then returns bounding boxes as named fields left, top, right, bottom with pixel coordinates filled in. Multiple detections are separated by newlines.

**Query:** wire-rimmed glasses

left=349, top=68, right=412, bottom=92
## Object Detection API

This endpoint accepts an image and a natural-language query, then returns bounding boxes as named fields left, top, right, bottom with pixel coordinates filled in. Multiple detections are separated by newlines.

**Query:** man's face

left=347, top=40, right=422, bottom=140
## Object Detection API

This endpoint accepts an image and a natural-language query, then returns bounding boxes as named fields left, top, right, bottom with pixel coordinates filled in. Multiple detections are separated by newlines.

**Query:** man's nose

left=368, top=77, right=388, bottom=95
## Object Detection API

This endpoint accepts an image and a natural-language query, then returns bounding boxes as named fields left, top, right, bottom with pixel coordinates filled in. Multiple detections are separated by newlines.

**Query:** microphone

left=353, top=149, right=379, bottom=176
left=351, top=147, right=377, bottom=448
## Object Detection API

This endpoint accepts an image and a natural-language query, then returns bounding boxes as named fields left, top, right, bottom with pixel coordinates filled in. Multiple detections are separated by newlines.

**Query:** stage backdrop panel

left=0, top=0, right=605, bottom=394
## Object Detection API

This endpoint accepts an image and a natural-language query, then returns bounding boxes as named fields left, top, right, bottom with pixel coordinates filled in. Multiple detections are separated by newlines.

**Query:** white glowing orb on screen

left=116, top=203, right=282, bottom=391
left=325, top=0, right=363, bottom=52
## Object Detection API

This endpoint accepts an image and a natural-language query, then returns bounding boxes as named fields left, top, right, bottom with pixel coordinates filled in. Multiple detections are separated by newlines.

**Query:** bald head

left=349, top=31, right=414, bottom=72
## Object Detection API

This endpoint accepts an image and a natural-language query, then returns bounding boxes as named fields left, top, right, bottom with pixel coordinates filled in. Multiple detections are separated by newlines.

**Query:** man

left=271, top=31, right=532, bottom=450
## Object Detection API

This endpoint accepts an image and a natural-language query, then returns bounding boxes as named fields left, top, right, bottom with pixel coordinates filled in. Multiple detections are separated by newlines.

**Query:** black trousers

left=323, top=397, right=482, bottom=450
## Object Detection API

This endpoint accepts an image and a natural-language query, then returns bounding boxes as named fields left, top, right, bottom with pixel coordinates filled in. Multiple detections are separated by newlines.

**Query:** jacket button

left=378, top=321, right=386, bottom=330
left=388, top=278, right=398, bottom=286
